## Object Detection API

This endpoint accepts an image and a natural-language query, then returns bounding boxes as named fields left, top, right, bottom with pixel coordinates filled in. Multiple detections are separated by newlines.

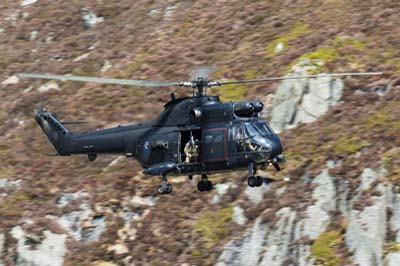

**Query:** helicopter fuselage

left=35, top=95, right=284, bottom=177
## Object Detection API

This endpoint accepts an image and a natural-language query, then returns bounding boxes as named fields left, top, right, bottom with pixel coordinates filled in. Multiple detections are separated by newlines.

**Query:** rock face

left=0, top=234, right=4, bottom=266
left=263, top=61, right=344, bottom=132
left=217, top=166, right=400, bottom=266
left=11, top=226, right=66, bottom=266
left=50, top=191, right=106, bottom=242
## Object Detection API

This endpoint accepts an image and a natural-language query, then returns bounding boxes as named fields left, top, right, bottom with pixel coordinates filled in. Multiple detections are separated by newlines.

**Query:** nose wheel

left=247, top=176, right=263, bottom=187
left=157, top=175, right=173, bottom=194
left=197, top=174, right=213, bottom=192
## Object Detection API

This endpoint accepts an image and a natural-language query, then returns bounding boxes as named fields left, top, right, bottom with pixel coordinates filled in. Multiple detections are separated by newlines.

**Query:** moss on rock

left=311, top=230, right=343, bottom=266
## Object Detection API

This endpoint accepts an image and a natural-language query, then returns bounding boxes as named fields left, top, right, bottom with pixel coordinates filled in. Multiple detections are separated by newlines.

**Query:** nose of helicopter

left=252, top=135, right=283, bottom=158
left=268, top=135, right=283, bottom=157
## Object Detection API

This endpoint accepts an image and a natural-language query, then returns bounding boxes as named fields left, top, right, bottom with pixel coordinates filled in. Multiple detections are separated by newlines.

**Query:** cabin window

left=214, top=134, right=224, bottom=143
left=205, top=135, right=213, bottom=144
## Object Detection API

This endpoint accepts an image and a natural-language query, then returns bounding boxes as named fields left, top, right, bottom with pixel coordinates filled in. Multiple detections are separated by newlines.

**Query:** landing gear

left=247, top=176, right=263, bottom=187
left=157, top=175, right=173, bottom=194
left=247, top=162, right=263, bottom=187
left=197, top=174, right=213, bottom=192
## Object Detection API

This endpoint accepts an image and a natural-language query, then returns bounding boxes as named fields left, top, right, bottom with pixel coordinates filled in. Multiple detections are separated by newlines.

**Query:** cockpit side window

left=229, top=124, right=243, bottom=141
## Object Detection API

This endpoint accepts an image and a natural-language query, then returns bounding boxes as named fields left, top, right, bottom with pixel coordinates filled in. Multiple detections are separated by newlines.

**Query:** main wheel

left=157, top=185, right=165, bottom=194
left=206, top=180, right=213, bottom=191
left=166, top=184, right=173, bottom=194
left=247, top=176, right=257, bottom=187
left=255, top=176, right=263, bottom=187
left=197, top=181, right=206, bottom=192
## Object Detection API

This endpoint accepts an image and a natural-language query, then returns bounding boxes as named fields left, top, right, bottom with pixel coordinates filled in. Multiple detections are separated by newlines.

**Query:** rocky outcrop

left=0, top=234, right=4, bottom=266
left=217, top=166, right=400, bottom=266
left=11, top=226, right=66, bottom=266
left=48, top=191, right=106, bottom=242
left=262, top=60, right=344, bottom=132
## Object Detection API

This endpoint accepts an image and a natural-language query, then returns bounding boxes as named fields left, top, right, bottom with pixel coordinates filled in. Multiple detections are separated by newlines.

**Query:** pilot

left=184, top=137, right=199, bottom=163
left=236, top=127, right=257, bottom=152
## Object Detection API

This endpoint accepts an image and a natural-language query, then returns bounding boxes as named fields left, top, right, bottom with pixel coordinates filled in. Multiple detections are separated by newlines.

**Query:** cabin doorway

left=180, top=129, right=202, bottom=163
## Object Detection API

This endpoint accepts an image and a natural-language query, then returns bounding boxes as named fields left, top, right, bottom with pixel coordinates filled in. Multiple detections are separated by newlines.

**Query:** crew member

left=184, top=136, right=199, bottom=163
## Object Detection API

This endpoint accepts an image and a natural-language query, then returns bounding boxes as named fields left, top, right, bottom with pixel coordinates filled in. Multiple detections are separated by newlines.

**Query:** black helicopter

left=17, top=71, right=382, bottom=194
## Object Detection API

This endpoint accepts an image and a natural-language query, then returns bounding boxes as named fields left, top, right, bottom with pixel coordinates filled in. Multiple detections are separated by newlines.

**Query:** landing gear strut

left=197, top=174, right=213, bottom=192
left=157, top=174, right=173, bottom=194
left=247, top=162, right=263, bottom=187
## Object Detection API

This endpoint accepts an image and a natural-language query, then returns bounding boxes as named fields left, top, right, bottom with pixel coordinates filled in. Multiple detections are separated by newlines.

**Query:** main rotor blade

left=17, top=73, right=178, bottom=87
left=213, top=72, right=383, bottom=86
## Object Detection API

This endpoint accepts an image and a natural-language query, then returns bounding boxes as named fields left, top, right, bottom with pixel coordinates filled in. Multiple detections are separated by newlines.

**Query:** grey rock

left=0, top=178, right=22, bottom=188
left=30, top=30, right=38, bottom=41
left=215, top=183, right=235, bottom=196
left=11, top=226, right=66, bottom=266
left=57, top=191, right=88, bottom=208
left=301, top=205, right=331, bottom=240
left=301, top=169, right=336, bottom=239
left=0, top=234, right=4, bottom=266
left=148, top=9, right=161, bottom=17
left=259, top=207, right=297, bottom=266
left=390, top=193, right=400, bottom=241
left=360, top=168, right=380, bottom=191
left=385, top=253, right=400, bottom=266
left=346, top=198, right=387, bottom=266
left=130, top=195, right=156, bottom=206
left=21, top=0, right=37, bottom=7
left=312, top=169, right=336, bottom=212
left=263, top=61, right=344, bottom=132
left=81, top=215, right=107, bottom=242
left=217, top=218, right=267, bottom=266
left=53, top=203, right=91, bottom=241
left=81, top=9, right=104, bottom=29
left=269, top=99, right=297, bottom=132
left=232, top=206, right=248, bottom=225
left=245, top=183, right=270, bottom=204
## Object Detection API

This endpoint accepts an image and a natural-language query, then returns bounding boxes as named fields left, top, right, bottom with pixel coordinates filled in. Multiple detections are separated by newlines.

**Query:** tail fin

left=34, top=108, right=70, bottom=155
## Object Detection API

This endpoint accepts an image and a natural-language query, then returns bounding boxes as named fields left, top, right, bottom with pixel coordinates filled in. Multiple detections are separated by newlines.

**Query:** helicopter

left=17, top=71, right=382, bottom=194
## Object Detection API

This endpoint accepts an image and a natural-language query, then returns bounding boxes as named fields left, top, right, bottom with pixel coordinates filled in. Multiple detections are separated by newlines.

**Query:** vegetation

left=311, top=230, right=344, bottom=266
left=195, top=207, right=233, bottom=247
left=265, top=22, right=310, bottom=58
left=289, top=36, right=367, bottom=72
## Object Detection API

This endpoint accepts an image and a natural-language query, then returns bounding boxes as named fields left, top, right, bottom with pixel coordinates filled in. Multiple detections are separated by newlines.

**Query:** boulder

left=11, top=226, right=66, bottom=266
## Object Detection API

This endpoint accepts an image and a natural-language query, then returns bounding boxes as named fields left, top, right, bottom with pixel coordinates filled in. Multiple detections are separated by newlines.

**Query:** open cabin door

left=202, top=128, right=227, bottom=162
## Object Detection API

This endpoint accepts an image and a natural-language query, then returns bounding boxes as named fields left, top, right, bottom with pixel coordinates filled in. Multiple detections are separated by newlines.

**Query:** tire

left=157, top=185, right=165, bottom=194
left=256, top=176, right=263, bottom=187
left=197, top=181, right=206, bottom=192
left=206, top=180, right=213, bottom=191
left=247, top=176, right=256, bottom=187
left=166, top=184, right=173, bottom=194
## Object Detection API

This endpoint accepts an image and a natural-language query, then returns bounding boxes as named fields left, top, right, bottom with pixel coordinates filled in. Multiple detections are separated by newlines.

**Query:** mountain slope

left=0, top=1, right=399, bottom=265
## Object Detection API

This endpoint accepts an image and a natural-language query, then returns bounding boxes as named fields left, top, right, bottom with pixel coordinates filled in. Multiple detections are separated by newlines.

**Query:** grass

left=289, top=36, right=367, bottom=72
left=333, top=138, right=371, bottom=154
left=265, top=22, right=310, bottom=58
left=383, top=242, right=400, bottom=256
left=210, top=82, right=248, bottom=101
left=195, top=207, right=233, bottom=247
left=382, top=148, right=400, bottom=182
left=311, top=230, right=343, bottom=266
left=0, top=190, right=33, bottom=217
